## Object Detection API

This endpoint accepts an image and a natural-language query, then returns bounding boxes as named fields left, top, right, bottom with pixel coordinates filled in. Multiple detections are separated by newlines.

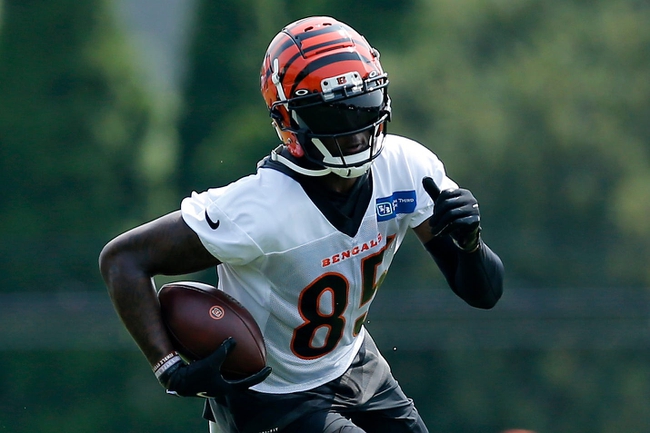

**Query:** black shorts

left=204, top=332, right=428, bottom=433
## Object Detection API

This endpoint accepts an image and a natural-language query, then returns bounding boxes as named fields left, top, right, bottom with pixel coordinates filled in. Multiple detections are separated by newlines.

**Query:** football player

left=99, top=16, right=504, bottom=433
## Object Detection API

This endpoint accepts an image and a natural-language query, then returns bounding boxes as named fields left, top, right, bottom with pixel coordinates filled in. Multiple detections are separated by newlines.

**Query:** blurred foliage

left=2, top=0, right=650, bottom=432
left=387, top=0, right=650, bottom=288
left=0, top=0, right=176, bottom=292
left=386, top=348, right=650, bottom=432
left=0, top=351, right=206, bottom=432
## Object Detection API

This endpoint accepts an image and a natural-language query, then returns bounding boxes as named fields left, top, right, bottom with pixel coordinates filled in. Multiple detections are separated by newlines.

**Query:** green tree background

left=1, top=0, right=649, bottom=432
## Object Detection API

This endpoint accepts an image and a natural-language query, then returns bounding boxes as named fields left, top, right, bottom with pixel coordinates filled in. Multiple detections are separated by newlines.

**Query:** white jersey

left=181, top=134, right=457, bottom=394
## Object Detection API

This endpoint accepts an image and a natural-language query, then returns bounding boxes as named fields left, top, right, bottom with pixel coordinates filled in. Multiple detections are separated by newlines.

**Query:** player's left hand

left=422, top=177, right=481, bottom=252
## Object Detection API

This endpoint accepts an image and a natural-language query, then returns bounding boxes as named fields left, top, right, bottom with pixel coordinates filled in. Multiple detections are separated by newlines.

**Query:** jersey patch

left=375, top=190, right=417, bottom=222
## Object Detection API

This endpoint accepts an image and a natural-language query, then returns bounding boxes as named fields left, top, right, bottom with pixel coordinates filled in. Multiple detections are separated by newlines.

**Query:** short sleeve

left=181, top=188, right=264, bottom=266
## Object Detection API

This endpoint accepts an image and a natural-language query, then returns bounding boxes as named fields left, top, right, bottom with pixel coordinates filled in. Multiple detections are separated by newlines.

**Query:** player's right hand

left=156, top=337, right=272, bottom=399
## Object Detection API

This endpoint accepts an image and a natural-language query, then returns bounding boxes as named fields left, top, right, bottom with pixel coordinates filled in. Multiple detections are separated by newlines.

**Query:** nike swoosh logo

left=205, top=210, right=220, bottom=230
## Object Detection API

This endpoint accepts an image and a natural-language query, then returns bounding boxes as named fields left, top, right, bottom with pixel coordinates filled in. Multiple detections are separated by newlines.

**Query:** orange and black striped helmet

left=260, top=16, right=391, bottom=178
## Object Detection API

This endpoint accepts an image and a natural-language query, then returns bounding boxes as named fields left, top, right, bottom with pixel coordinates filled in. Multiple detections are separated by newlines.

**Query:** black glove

left=156, top=337, right=272, bottom=398
left=422, top=177, right=481, bottom=252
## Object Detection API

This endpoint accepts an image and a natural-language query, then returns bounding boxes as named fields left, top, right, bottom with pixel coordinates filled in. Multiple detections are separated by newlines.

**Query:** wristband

left=153, top=351, right=182, bottom=379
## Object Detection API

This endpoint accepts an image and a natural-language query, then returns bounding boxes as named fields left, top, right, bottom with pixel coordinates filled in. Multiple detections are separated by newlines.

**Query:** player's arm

left=413, top=178, right=504, bottom=309
left=99, top=210, right=220, bottom=366
left=99, top=211, right=270, bottom=398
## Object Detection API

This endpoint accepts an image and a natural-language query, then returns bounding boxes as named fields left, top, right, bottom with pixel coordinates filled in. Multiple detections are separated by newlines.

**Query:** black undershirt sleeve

left=424, top=235, right=504, bottom=309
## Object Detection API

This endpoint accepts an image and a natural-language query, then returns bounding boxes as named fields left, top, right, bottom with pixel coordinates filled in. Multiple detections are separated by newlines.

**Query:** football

left=157, top=281, right=267, bottom=378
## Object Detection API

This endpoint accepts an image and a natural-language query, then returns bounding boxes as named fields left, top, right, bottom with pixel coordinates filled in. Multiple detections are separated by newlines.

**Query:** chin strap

left=270, top=145, right=373, bottom=179
left=270, top=146, right=331, bottom=177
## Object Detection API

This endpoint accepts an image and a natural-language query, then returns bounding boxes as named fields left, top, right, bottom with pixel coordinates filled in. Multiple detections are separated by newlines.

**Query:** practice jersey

left=181, top=134, right=458, bottom=394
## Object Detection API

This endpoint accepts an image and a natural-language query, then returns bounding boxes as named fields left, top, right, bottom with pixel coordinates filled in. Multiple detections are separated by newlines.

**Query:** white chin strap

left=270, top=136, right=380, bottom=179
left=270, top=150, right=331, bottom=177
left=270, top=150, right=371, bottom=178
